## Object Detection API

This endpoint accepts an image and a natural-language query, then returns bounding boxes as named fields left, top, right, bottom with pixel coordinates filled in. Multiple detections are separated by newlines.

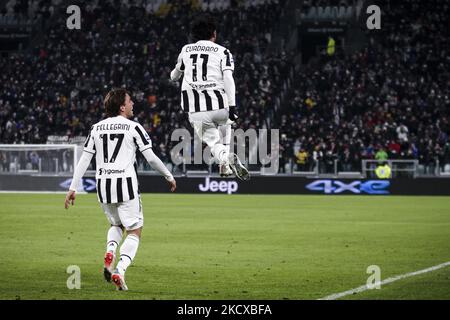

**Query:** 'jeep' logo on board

left=198, top=177, right=238, bottom=195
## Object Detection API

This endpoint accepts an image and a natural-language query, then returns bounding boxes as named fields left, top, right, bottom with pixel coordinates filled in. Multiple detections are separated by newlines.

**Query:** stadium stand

left=279, top=0, right=449, bottom=174
left=0, top=0, right=448, bottom=175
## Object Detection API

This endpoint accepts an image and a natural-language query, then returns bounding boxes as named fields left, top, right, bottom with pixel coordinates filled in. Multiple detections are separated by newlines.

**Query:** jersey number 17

left=100, top=133, right=124, bottom=163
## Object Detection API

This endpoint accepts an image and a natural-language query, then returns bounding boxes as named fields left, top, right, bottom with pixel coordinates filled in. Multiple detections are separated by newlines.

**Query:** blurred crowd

left=0, top=0, right=288, bottom=172
left=0, top=0, right=61, bottom=25
left=0, top=0, right=449, bottom=175
left=280, top=0, right=450, bottom=174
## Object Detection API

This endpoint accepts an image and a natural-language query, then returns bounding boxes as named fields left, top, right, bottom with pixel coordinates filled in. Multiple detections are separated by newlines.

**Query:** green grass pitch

left=1, top=193, right=449, bottom=300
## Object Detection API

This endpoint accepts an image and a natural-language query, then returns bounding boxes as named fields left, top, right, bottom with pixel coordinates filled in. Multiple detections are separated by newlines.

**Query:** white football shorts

left=101, top=196, right=143, bottom=231
left=188, top=109, right=230, bottom=148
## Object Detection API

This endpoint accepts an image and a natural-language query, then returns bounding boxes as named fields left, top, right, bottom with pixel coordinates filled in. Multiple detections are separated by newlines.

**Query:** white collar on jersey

left=196, top=40, right=215, bottom=44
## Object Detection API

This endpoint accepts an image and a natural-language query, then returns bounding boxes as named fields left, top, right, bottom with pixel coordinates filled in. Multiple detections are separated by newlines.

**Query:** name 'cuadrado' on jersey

left=175, top=40, right=234, bottom=113
left=83, top=116, right=152, bottom=204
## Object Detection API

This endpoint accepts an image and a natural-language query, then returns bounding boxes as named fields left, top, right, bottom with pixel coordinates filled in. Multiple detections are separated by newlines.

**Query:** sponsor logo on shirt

left=188, top=83, right=217, bottom=90
left=98, top=168, right=126, bottom=175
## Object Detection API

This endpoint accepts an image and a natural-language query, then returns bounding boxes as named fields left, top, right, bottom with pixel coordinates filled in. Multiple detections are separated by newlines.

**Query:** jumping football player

left=64, top=88, right=176, bottom=291
left=170, top=15, right=249, bottom=180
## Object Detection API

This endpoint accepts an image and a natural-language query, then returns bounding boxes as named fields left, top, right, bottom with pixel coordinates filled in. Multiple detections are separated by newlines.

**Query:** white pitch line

left=318, top=261, right=450, bottom=300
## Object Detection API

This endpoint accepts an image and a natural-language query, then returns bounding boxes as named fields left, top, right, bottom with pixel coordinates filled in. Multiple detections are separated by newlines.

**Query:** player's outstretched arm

left=64, top=151, right=94, bottom=209
left=141, top=148, right=176, bottom=192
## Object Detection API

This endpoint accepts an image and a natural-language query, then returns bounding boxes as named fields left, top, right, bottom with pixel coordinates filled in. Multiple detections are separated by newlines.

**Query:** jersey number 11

left=190, top=54, right=209, bottom=82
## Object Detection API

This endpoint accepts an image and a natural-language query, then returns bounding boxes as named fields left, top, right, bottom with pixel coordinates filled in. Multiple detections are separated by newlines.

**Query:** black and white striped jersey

left=83, top=116, right=152, bottom=204
left=174, top=40, right=234, bottom=113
